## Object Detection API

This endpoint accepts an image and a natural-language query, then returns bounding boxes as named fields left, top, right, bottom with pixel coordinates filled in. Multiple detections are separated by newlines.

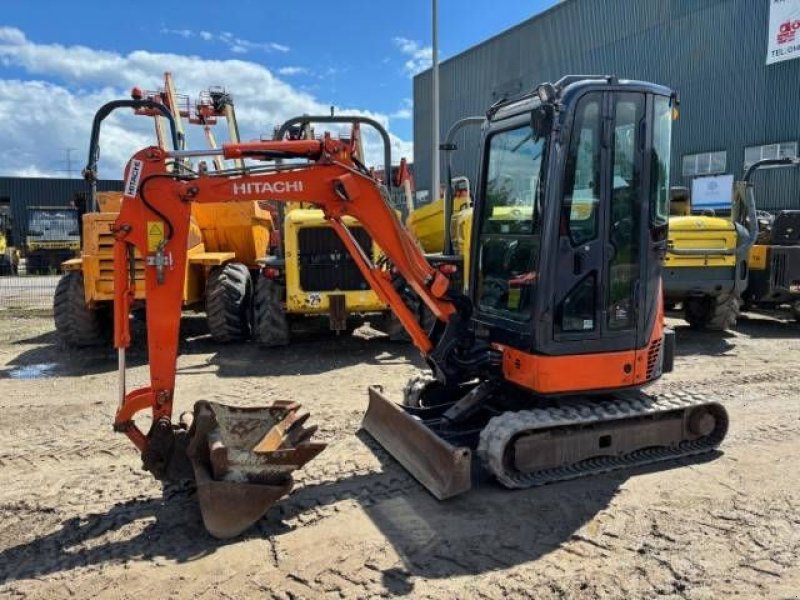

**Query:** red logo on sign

left=778, top=20, right=800, bottom=44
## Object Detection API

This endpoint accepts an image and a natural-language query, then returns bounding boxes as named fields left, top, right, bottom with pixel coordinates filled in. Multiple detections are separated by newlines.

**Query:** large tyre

left=684, top=293, right=739, bottom=331
left=253, top=276, right=290, bottom=347
left=53, top=271, right=111, bottom=347
left=205, top=262, right=252, bottom=342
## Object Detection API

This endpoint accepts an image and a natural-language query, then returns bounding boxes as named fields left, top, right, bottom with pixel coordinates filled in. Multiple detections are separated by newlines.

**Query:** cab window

left=561, top=97, right=601, bottom=247
left=476, top=125, right=545, bottom=320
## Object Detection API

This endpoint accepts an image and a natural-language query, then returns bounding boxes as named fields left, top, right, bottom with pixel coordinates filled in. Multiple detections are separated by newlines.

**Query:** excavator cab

left=471, top=79, right=674, bottom=363
left=364, top=77, right=725, bottom=499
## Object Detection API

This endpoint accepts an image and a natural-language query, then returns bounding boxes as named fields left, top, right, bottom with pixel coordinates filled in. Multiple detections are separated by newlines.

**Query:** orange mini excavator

left=100, top=76, right=728, bottom=538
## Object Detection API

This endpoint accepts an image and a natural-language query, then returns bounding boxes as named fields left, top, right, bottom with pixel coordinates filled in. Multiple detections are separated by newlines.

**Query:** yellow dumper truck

left=55, top=99, right=273, bottom=346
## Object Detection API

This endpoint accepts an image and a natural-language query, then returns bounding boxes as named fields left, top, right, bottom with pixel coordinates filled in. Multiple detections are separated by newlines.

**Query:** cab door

left=544, top=90, right=648, bottom=355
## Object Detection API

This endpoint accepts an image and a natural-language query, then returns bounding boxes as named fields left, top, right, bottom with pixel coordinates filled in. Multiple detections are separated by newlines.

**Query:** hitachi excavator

left=103, top=76, right=728, bottom=538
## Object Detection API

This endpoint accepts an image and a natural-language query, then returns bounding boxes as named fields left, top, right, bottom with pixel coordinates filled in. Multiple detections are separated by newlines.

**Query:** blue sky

left=0, top=0, right=557, bottom=176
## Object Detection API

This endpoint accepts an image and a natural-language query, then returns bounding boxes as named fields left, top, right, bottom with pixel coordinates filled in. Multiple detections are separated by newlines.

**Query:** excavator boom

left=111, top=131, right=461, bottom=536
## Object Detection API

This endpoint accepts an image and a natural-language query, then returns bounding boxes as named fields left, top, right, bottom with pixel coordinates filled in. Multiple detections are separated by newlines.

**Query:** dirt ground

left=0, top=309, right=798, bottom=599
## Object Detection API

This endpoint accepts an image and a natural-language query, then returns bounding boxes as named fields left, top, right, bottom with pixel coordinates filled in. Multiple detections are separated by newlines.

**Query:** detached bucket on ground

left=186, top=400, right=326, bottom=538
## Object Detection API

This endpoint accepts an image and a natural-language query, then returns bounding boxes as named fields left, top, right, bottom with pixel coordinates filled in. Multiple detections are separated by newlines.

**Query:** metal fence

left=0, top=273, right=59, bottom=309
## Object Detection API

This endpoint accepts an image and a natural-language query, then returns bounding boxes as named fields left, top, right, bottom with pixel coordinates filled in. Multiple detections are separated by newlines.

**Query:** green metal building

left=413, top=0, right=800, bottom=211
left=0, top=177, right=122, bottom=247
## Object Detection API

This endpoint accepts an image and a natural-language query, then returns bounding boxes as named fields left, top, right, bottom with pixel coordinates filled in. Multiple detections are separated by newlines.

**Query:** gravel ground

left=0, top=309, right=798, bottom=599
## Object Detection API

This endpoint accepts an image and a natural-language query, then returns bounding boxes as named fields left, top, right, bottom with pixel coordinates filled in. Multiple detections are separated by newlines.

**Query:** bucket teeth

left=252, top=408, right=314, bottom=453
left=185, top=400, right=326, bottom=538
left=284, top=424, right=318, bottom=448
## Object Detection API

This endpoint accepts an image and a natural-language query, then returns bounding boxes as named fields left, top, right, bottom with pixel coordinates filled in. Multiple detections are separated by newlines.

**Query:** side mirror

left=531, top=105, right=554, bottom=140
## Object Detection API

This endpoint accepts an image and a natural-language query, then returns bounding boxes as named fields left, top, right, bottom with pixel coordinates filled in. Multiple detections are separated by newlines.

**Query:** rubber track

left=477, top=390, right=729, bottom=489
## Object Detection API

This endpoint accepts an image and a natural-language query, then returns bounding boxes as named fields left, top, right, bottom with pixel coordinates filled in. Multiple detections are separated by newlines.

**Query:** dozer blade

left=361, top=385, right=471, bottom=500
left=187, top=400, right=326, bottom=539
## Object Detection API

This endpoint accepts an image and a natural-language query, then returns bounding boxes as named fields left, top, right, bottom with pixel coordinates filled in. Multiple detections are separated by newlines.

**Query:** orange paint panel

left=501, top=284, right=668, bottom=395
left=500, top=345, right=641, bottom=394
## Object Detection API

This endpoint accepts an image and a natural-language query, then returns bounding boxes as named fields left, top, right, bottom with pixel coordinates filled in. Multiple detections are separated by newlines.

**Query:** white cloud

left=278, top=66, right=309, bottom=76
left=392, top=37, right=432, bottom=77
left=0, top=27, right=26, bottom=45
left=160, top=27, right=290, bottom=54
left=0, top=27, right=412, bottom=178
left=160, top=27, right=193, bottom=39
left=9, top=164, right=60, bottom=178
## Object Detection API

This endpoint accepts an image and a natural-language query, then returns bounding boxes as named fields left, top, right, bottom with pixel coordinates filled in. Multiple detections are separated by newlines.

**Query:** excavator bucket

left=186, top=400, right=326, bottom=538
left=361, top=386, right=472, bottom=500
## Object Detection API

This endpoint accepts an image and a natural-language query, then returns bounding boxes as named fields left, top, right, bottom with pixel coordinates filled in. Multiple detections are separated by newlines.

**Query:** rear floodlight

left=536, top=83, right=556, bottom=104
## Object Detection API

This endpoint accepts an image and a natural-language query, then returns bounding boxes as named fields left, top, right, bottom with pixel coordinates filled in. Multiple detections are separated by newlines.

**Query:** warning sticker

left=147, top=221, right=164, bottom=252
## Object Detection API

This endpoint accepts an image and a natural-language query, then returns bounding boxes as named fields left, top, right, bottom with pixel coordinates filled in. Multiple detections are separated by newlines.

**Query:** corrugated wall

left=0, top=177, right=123, bottom=245
left=414, top=0, right=800, bottom=211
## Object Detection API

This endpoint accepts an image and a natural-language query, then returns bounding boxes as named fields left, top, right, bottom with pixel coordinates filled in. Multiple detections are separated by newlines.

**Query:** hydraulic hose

left=137, top=173, right=197, bottom=244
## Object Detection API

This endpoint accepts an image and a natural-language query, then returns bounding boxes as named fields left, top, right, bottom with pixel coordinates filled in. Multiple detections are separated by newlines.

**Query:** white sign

left=415, top=189, right=431, bottom=202
left=123, top=159, right=143, bottom=198
left=691, top=175, right=734, bottom=211
left=767, top=0, right=800, bottom=65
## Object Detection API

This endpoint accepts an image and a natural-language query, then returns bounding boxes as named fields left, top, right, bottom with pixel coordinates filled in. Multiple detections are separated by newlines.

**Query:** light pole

left=431, top=0, right=440, bottom=205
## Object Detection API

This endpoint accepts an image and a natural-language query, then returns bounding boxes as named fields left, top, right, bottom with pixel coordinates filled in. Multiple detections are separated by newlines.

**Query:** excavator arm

left=110, top=132, right=464, bottom=537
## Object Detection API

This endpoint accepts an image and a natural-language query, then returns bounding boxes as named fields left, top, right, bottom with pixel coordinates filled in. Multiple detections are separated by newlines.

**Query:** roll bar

left=743, top=156, right=800, bottom=182
left=275, top=115, right=392, bottom=192
left=83, top=99, right=180, bottom=212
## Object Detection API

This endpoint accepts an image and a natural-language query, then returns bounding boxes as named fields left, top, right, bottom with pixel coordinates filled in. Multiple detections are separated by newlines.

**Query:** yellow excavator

left=101, top=76, right=727, bottom=539
left=663, top=179, right=758, bottom=330
left=406, top=177, right=472, bottom=253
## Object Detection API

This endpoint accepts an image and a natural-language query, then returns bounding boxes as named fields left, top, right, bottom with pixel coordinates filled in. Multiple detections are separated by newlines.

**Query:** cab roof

left=488, top=75, right=674, bottom=122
